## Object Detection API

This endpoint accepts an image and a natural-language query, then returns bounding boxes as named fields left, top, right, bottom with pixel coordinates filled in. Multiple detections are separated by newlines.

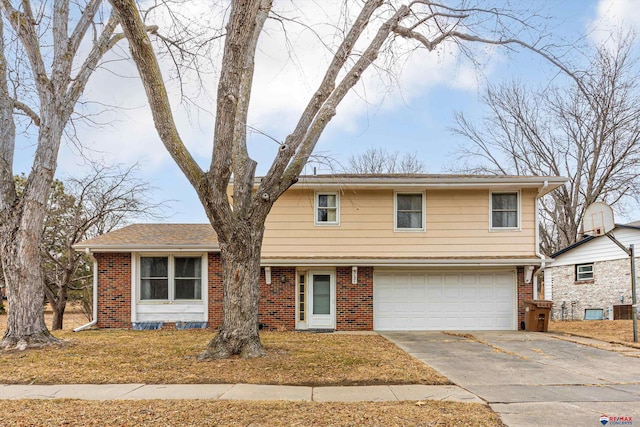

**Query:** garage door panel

left=460, top=286, right=477, bottom=299
left=495, top=286, right=512, bottom=299
left=444, top=287, right=460, bottom=298
left=409, top=301, right=426, bottom=312
left=427, top=286, right=443, bottom=299
left=409, top=274, right=426, bottom=285
left=426, top=275, right=443, bottom=285
left=444, top=275, right=460, bottom=286
left=495, top=272, right=514, bottom=284
left=374, top=270, right=516, bottom=331
left=410, top=287, right=426, bottom=299
left=461, top=275, right=476, bottom=285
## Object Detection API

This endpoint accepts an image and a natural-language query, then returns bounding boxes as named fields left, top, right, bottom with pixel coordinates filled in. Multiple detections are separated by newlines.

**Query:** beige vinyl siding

left=262, top=188, right=537, bottom=258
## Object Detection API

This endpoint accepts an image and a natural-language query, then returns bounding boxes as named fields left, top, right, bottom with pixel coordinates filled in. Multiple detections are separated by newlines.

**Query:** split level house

left=74, top=174, right=566, bottom=332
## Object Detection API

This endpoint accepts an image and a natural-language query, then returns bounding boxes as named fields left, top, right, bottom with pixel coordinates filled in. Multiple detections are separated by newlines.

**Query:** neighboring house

left=74, top=174, right=565, bottom=332
left=544, top=222, right=640, bottom=321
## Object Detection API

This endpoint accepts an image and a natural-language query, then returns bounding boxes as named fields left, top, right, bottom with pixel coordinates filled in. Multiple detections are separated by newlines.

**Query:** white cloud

left=52, top=0, right=504, bottom=189
left=57, top=1, right=475, bottom=177
left=247, top=1, right=479, bottom=138
left=590, top=0, right=640, bottom=44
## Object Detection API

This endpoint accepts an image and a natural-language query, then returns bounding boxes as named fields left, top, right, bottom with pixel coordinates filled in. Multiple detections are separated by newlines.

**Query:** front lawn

left=549, top=319, right=640, bottom=348
left=0, top=319, right=447, bottom=385
left=1, top=400, right=504, bottom=427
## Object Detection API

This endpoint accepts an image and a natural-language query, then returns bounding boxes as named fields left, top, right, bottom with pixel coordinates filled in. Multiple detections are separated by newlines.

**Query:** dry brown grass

left=1, top=303, right=90, bottom=332
left=549, top=320, right=640, bottom=348
left=1, top=399, right=504, bottom=426
left=0, top=312, right=447, bottom=386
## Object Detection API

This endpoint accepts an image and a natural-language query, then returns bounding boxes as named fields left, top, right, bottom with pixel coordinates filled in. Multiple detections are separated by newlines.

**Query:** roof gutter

left=74, top=249, right=98, bottom=332
left=261, top=258, right=547, bottom=267
left=291, top=179, right=566, bottom=191
left=73, top=244, right=221, bottom=253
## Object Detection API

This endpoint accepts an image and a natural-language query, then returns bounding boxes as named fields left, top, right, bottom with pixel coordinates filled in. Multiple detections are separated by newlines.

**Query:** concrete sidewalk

left=0, top=383, right=482, bottom=403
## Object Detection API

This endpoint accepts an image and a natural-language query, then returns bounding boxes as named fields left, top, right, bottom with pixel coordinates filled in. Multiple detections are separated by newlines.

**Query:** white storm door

left=308, top=271, right=336, bottom=329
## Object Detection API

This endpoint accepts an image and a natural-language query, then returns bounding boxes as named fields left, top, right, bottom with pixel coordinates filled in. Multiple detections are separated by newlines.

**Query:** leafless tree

left=453, top=35, right=640, bottom=255
left=40, top=165, right=163, bottom=330
left=110, top=0, right=577, bottom=358
left=347, top=148, right=425, bottom=174
left=0, top=0, right=132, bottom=350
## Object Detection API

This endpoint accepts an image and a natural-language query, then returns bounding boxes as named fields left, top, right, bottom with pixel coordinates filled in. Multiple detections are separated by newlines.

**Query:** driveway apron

left=382, top=331, right=640, bottom=427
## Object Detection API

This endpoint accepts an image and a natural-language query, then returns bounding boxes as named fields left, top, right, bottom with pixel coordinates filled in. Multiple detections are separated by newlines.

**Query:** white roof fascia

left=260, top=258, right=547, bottom=267
left=285, top=177, right=567, bottom=194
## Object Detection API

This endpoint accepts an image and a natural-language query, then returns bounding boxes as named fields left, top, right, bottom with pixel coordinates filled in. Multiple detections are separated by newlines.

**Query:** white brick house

left=544, top=222, right=640, bottom=320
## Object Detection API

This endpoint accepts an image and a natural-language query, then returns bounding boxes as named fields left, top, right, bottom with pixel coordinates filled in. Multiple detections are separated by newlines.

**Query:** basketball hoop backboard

left=583, top=202, right=615, bottom=236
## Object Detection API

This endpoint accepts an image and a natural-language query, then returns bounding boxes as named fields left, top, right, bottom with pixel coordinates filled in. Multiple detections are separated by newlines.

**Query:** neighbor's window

left=140, top=255, right=203, bottom=301
left=491, top=192, right=519, bottom=229
left=315, top=192, right=339, bottom=225
left=576, top=263, right=594, bottom=281
left=395, top=192, right=424, bottom=231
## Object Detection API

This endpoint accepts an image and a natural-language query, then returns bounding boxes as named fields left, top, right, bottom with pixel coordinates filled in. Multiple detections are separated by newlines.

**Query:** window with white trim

left=315, top=192, right=339, bottom=225
left=395, top=192, right=424, bottom=231
left=576, top=263, right=594, bottom=281
left=490, top=192, right=519, bottom=229
left=140, top=256, right=202, bottom=301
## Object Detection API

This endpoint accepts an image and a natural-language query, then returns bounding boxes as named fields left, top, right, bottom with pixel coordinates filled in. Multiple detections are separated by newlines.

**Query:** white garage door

left=374, top=270, right=516, bottom=331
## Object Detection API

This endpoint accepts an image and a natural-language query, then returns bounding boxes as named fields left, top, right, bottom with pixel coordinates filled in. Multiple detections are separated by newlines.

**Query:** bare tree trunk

left=1, top=122, right=63, bottom=349
left=199, top=225, right=265, bottom=359
left=0, top=0, right=125, bottom=349
left=111, top=0, right=580, bottom=358
left=51, top=304, right=65, bottom=331
left=1, top=215, right=56, bottom=349
left=44, top=281, right=67, bottom=331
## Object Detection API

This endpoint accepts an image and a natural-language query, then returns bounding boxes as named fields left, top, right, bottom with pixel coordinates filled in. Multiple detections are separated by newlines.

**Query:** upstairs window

left=140, top=255, right=203, bottom=301
left=395, top=192, right=425, bottom=231
left=576, top=263, right=594, bottom=281
left=315, top=192, right=339, bottom=225
left=491, top=192, right=519, bottom=229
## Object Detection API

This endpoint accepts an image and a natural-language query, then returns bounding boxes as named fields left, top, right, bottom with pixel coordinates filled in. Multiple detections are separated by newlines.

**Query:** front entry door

left=308, top=271, right=336, bottom=329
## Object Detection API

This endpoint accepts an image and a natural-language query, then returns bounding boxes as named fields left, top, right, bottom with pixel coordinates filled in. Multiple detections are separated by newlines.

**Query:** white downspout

left=535, top=181, right=549, bottom=300
left=73, top=248, right=98, bottom=332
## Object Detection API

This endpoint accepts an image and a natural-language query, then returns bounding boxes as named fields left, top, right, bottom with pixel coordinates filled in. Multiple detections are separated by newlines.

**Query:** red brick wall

left=336, top=266, right=373, bottom=330
left=95, top=253, right=131, bottom=328
left=517, top=266, right=533, bottom=330
left=207, top=252, right=223, bottom=328
left=258, top=267, right=296, bottom=330
left=96, top=256, right=527, bottom=332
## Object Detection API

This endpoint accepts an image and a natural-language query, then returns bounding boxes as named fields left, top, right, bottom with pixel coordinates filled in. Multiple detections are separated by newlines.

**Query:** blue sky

left=17, top=0, right=640, bottom=223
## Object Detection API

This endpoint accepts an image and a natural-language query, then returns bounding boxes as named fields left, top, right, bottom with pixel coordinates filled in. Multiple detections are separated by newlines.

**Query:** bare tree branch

left=110, top=0, right=584, bottom=358
left=453, top=34, right=640, bottom=254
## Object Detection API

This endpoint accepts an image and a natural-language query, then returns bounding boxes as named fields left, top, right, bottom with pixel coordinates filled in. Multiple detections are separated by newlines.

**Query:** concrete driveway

left=382, top=331, right=640, bottom=427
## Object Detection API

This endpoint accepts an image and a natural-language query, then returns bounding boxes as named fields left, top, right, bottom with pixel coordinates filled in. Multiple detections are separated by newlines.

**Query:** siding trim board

left=261, top=258, right=546, bottom=267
